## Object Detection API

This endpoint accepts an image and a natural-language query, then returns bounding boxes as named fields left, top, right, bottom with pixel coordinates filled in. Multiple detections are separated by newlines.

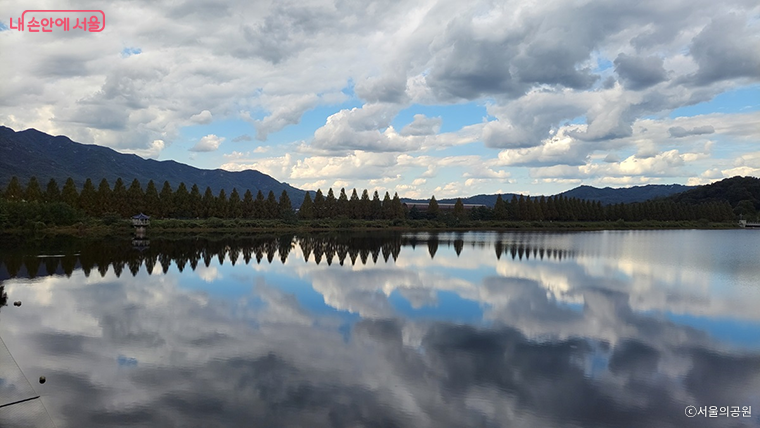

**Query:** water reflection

left=1, top=231, right=759, bottom=427
left=0, top=233, right=582, bottom=280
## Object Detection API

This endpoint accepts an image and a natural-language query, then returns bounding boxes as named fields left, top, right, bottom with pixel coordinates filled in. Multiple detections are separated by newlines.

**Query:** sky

left=1, top=1, right=759, bottom=198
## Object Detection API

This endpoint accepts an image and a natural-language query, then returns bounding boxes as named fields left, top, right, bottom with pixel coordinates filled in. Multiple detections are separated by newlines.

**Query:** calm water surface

left=1, top=230, right=759, bottom=427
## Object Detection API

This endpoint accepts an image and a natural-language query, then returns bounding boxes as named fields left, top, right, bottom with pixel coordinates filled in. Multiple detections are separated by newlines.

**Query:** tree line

left=0, top=175, right=738, bottom=227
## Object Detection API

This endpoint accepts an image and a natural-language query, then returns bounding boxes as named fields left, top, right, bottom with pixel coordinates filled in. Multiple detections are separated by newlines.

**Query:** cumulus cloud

left=2, top=0, right=760, bottom=191
left=399, top=114, right=442, bottom=137
left=190, top=134, right=225, bottom=152
left=613, top=54, right=668, bottom=90
left=668, top=125, right=715, bottom=138
left=190, top=110, right=213, bottom=124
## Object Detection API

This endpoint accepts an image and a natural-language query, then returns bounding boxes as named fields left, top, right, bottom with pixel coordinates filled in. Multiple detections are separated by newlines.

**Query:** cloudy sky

left=1, top=0, right=759, bottom=197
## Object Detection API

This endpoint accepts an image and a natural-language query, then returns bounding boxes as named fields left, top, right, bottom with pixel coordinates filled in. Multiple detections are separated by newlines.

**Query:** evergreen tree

left=4, top=176, right=23, bottom=201
left=265, top=191, right=278, bottom=219
left=371, top=191, right=382, bottom=219
left=215, top=189, right=228, bottom=218
left=189, top=184, right=202, bottom=218
left=127, top=179, right=145, bottom=214
left=201, top=186, right=215, bottom=218
left=159, top=181, right=174, bottom=218
left=427, top=195, right=439, bottom=220
left=174, top=182, right=190, bottom=218
left=253, top=190, right=265, bottom=219
left=242, top=189, right=254, bottom=218
left=359, top=190, right=371, bottom=219
left=279, top=190, right=293, bottom=219
left=25, top=176, right=43, bottom=202
left=96, top=178, right=112, bottom=215
left=313, top=190, right=325, bottom=219
left=111, top=178, right=128, bottom=217
left=508, top=195, right=518, bottom=220
left=349, top=189, right=360, bottom=219
left=493, top=194, right=507, bottom=220
left=299, top=192, right=314, bottom=219
left=337, top=188, right=349, bottom=217
left=144, top=180, right=161, bottom=216
left=44, top=178, right=61, bottom=203
left=382, top=192, right=393, bottom=219
left=391, top=193, right=404, bottom=219
left=228, top=188, right=242, bottom=218
left=61, top=177, right=78, bottom=207
left=325, top=188, right=337, bottom=218
left=453, top=198, right=466, bottom=221
left=79, top=178, right=98, bottom=215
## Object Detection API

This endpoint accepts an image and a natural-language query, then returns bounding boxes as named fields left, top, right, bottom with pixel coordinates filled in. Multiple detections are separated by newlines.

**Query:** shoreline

left=0, top=219, right=740, bottom=240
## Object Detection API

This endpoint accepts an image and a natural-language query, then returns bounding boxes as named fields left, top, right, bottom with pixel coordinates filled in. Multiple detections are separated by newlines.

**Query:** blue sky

left=1, top=1, right=759, bottom=197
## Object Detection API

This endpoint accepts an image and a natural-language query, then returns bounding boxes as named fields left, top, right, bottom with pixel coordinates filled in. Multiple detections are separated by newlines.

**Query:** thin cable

left=0, top=333, right=58, bottom=427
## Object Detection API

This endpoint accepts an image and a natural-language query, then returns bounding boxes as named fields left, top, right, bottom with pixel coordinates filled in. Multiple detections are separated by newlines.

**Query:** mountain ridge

left=0, top=126, right=306, bottom=202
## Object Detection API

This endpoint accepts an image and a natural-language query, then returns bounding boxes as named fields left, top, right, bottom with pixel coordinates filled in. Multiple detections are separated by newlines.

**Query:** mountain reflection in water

left=0, top=230, right=759, bottom=428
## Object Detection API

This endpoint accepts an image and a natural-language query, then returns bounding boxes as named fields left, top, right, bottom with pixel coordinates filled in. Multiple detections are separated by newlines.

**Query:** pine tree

left=382, top=192, right=393, bottom=219
left=299, top=192, right=314, bottom=219
left=111, top=178, right=128, bottom=217
left=279, top=190, right=293, bottom=219
left=61, top=177, right=78, bottom=207
left=228, top=188, right=242, bottom=218
left=337, top=188, right=349, bottom=218
left=493, top=194, right=506, bottom=220
left=25, top=176, right=43, bottom=202
left=428, top=195, right=439, bottom=220
left=159, top=181, right=174, bottom=217
left=44, top=178, right=61, bottom=203
left=201, top=186, right=215, bottom=218
left=253, top=190, right=265, bottom=218
left=265, top=191, right=278, bottom=219
left=359, top=190, right=371, bottom=219
left=391, top=193, right=404, bottom=219
left=216, top=189, right=228, bottom=218
left=96, top=178, right=112, bottom=216
left=349, top=189, right=360, bottom=219
left=189, top=184, right=202, bottom=218
left=453, top=198, right=466, bottom=220
left=174, top=182, right=190, bottom=218
left=242, top=189, right=254, bottom=218
left=127, top=179, right=145, bottom=214
left=313, top=190, right=325, bottom=219
left=79, top=178, right=98, bottom=215
left=325, top=188, right=337, bottom=218
left=4, top=176, right=23, bottom=201
left=144, top=180, right=161, bottom=216
left=371, top=191, right=382, bottom=219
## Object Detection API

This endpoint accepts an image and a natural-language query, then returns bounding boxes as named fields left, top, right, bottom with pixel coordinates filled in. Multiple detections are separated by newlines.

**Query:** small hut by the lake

left=132, top=213, right=150, bottom=239
left=131, top=213, right=150, bottom=227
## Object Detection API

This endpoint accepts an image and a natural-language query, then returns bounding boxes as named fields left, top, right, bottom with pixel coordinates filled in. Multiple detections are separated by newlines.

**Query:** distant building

left=131, top=213, right=150, bottom=227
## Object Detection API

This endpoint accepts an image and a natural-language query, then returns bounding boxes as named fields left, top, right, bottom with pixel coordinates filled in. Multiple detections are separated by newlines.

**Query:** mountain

left=558, top=184, right=693, bottom=205
left=0, top=126, right=306, bottom=202
left=668, top=176, right=760, bottom=209
left=402, top=184, right=693, bottom=207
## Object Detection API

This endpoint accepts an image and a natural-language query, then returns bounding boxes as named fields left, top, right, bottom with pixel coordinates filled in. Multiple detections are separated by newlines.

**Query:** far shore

left=0, top=218, right=740, bottom=240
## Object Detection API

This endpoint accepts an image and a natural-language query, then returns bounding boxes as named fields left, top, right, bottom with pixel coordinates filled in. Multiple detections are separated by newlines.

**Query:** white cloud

left=190, top=110, right=213, bottom=124
left=190, top=134, right=225, bottom=152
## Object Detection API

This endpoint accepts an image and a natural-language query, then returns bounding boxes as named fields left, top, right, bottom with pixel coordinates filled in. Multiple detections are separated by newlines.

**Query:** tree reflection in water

left=0, top=233, right=580, bottom=280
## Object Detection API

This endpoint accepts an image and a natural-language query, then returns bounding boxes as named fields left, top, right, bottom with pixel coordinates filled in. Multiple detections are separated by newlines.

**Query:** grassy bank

left=0, top=217, right=740, bottom=239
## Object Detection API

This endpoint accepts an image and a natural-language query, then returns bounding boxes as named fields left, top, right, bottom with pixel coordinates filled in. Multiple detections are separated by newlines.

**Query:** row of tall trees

left=1, top=176, right=737, bottom=223
left=1, top=176, right=294, bottom=219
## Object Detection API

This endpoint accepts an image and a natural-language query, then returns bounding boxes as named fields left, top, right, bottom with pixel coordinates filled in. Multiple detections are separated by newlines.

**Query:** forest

left=0, top=175, right=739, bottom=230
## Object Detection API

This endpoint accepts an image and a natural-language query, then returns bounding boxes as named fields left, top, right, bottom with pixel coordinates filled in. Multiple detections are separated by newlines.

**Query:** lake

left=1, top=230, right=759, bottom=427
